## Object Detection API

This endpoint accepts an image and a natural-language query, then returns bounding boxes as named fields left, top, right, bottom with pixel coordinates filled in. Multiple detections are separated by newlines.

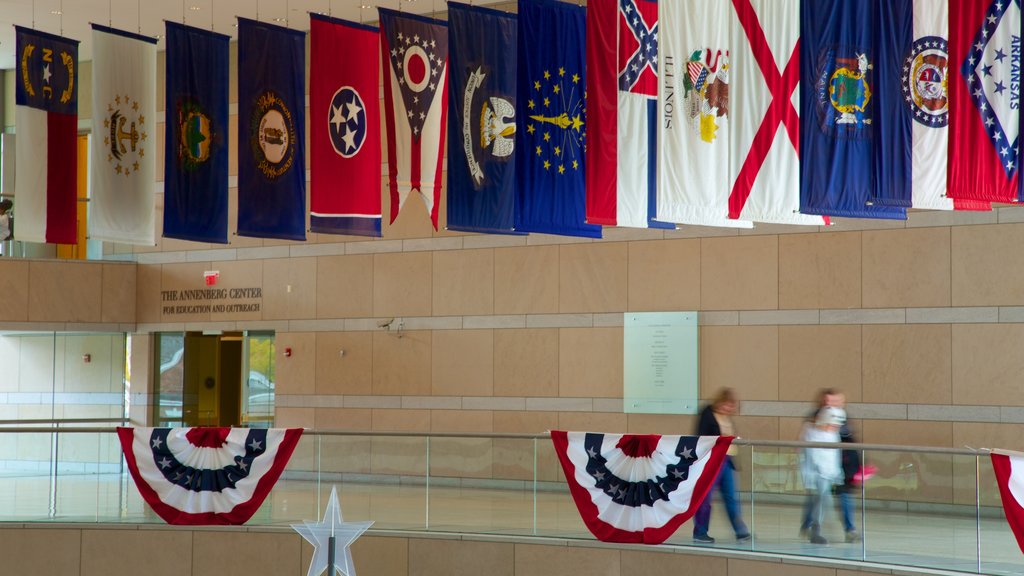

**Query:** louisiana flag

left=586, top=0, right=674, bottom=229
left=163, top=23, right=230, bottom=244
left=799, top=0, right=908, bottom=220
left=517, top=0, right=601, bottom=238
left=379, top=8, right=449, bottom=230
left=310, top=14, right=382, bottom=237
left=14, top=27, right=79, bottom=245
left=948, top=0, right=1022, bottom=204
left=237, top=18, right=306, bottom=241
left=446, top=2, right=520, bottom=234
left=90, top=25, right=157, bottom=245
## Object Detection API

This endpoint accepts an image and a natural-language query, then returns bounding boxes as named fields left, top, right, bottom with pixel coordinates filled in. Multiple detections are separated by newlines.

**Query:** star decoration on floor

left=291, top=486, right=374, bottom=576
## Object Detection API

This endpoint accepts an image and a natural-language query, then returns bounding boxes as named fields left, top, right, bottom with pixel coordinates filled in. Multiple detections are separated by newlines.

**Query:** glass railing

left=0, top=429, right=1019, bottom=575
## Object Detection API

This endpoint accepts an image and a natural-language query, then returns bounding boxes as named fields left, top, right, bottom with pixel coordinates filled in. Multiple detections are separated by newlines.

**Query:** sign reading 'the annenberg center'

left=624, top=312, right=698, bottom=415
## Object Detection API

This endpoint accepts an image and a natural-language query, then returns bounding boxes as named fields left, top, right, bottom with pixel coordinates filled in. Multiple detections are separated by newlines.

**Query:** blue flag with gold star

left=516, top=0, right=601, bottom=238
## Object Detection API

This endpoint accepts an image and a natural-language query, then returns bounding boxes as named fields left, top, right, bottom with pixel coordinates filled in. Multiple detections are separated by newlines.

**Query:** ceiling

left=0, top=0, right=461, bottom=70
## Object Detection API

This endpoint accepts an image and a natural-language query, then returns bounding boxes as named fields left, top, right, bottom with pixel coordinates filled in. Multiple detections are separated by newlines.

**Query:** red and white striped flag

left=992, top=449, right=1024, bottom=554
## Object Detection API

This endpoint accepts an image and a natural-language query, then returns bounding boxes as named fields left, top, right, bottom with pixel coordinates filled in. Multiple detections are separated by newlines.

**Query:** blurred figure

left=692, top=388, right=751, bottom=544
left=799, top=389, right=861, bottom=543
left=800, top=406, right=845, bottom=544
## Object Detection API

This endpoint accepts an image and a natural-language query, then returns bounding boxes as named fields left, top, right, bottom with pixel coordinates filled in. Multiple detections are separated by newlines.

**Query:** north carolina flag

left=379, top=8, right=449, bottom=230
left=991, top=450, right=1024, bottom=554
left=310, top=14, right=382, bottom=237
left=14, top=27, right=79, bottom=245
left=948, top=0, right=1021, bottom=204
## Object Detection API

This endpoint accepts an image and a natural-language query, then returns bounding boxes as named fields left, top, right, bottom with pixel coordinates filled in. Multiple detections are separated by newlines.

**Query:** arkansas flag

left=551, top=431, right=732, bottom=544
left=948, top=0, right=1021, bottom=204
left=14, top=27, right=79, bottom=245
left=118, top=427, right=303, bottom=525
left=727, top=0, right=826, bottom=225
left=379, top=8, right=449, bottom=230
left=991, top=450, right=1024, bottom=554
left=310, top=14, right=382, bottom=237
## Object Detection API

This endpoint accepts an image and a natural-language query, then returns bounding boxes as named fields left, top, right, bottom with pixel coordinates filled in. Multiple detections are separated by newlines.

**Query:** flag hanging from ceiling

left=551, top=431, right=732, bottom=544
left=379, top=8, right=449, bottom=230
left=799, top=0, right=908, bottom=220
left=991, top=449, right=1024, bottom=554
left=948, top=0, right=1022, bottom=204
left=310, top=14, right=382, bottom=238
left=89, top=25, right=157, bottom=245
left=163, top=23, right=230, bottom=244
left=237, top=18, right=306, bottom=241
left=516, top=0, right=601, bottom=238
left=446, top=2, right=521, bottom=234
left=14, top=27, right=79, bottom=245
left=117, top=427, right=303, bottom=525
left=657, top=0, right=752, bottom=228
left=727, top=0, right=827, bottom=225
left=585, top=0, right=674, bottom=229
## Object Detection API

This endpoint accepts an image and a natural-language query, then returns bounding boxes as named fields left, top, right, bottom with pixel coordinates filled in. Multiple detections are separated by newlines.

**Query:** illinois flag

left=551, top=431, right=732, bottom=544
left=163, top=22, right=230, bottom=244
left=586, top=0, right=673, bottom=229
left=118, top=427, right=302, bottom=525
left=799, top=0, right=908, bottom=219
left=948, top=0, right=1022, bottom=204
left=658, top=0, right=751, bottom=228
left=727, top=0, right=826, bottom=225
left=89, top=25, right=157, bottom=245
left=517, top=0, right=601, bottom=238
left=14, top=27, right=79, bottom=244
left=991, top=449, right=1024, bottom=554
left=237, top=18, right=306, bottom=241
left=310, top=14, right=382, bottom=237
left=379, top=8, right=449, bottom=230
left=447, top=2, right=520, bottom=234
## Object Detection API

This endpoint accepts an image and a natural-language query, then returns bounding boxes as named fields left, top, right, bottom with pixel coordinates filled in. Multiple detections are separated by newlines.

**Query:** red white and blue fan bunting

left=117, top=427, right=303, bottom=525
left=551, top=430, right=732, bottom=544
left=991, top=449, right=1024, bottom=554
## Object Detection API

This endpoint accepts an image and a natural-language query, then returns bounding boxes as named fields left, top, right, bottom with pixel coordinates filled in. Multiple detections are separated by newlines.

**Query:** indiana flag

left=551, top=431, right=732, bottom=544
left=163, top=22, right=230, bottom=244
left=586, top=0, right=674, bottom=229
left=657, top=0, right=752, bottom=228
left=89, top=25, right=157, bottom=245
left=310, top=14, right=382, bottom=237
left=446, top=2, right=520, bottom=234
left=799, top=0, right=908, bottom=219
left=727, top=0, right=826, bottom=225
left=14, top=27, right=79, bottom=244
left=948, top=0, right=1022, bottom=204
left=991, top=450, right=1024, bottom=554
left=379, top=8, right=449, bottom=230
left=118, top=427, right=303, bottom=525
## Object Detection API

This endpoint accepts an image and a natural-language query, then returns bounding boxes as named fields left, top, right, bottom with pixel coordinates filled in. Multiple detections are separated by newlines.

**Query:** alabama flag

left=14, top=27, right=79, bottom=245
left=948, top=0, right=1021, bottom=203
left=379, top=8, right=449, bottom=230
left=991, top=450, right=1024, bottom=554
left=727, top=0, right=826, bottom=225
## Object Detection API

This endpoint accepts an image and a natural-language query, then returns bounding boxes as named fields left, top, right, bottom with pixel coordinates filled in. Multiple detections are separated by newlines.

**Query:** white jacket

left=800, top=424, right=842, bottom=487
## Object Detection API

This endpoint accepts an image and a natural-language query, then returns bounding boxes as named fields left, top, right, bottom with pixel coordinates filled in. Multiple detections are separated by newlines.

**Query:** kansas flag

left=310, top=14, right=382, bottom=237
left=14, top=27, right=79, bottom=244
left=517, top=0, right=601, bottom=238
left=799, top=0, right=908, bottom=220
left=447, top=2, right=519, bottom=234
left=163, top=22, right=230, bottom=244
left=237, top=18, right=306, bottom=241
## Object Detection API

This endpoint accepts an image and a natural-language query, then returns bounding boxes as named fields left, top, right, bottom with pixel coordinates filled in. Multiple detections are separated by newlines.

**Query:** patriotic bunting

left=992, top=450, right=1024, bottom=554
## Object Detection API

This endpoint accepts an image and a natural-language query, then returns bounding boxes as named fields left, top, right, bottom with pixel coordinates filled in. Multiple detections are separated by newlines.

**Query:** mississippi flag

left=118, top=427, right=302, bottom=525
left=310, top=14, right=382, bottom=237
left=586, top=0, right=673, bottom=229
left=992, top=450, right=1024, bottom=554
left=551, top=431, right=732, bottom=544
left=14, top=27, right=79, bottom=245
left=948, top=0, right=1021, bottom=204
left=379, top=8, right=449, bottom=230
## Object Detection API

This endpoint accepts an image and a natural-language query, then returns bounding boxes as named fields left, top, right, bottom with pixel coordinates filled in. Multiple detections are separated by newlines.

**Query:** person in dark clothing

left=692, top=387, right=751, bottom=544
left=799, top=389, right=861, bottom=543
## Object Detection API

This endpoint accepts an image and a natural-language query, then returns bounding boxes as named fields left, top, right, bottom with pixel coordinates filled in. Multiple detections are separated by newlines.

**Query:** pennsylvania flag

left=14, top=27, right=79, bottom=245
left=237, top=18, right=306, bottom=241
left=516, top=0, right=601, bottom=238
left=163, top=22, right=230, bottom=244
left=447, top=2, right=519, bottom=234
